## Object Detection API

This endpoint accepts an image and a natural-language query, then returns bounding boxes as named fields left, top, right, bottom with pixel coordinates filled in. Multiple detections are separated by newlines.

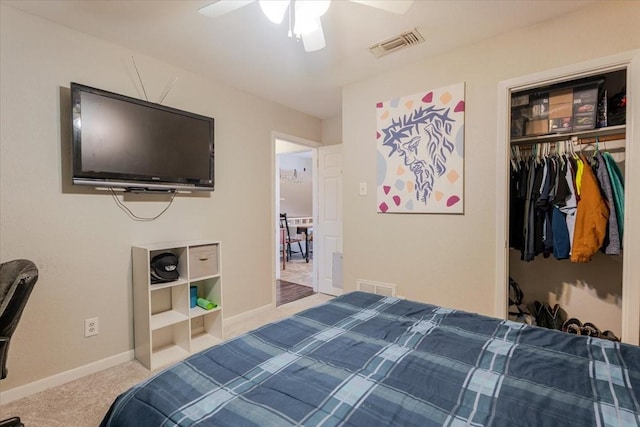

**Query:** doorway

left=275, top=136, right=319, bottom=306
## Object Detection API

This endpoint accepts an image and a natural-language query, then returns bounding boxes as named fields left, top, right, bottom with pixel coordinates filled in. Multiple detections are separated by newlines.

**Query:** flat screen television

left=70, top=82, right=214, bottom=192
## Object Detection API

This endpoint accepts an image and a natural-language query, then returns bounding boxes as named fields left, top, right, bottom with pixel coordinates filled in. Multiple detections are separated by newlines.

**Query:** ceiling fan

left=198, top=0, right=414, bottom=52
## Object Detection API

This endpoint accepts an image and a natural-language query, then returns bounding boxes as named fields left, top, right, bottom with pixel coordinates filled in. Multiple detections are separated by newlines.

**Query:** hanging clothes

left=523, top=159, right=545, bottom=261
left=552, top=156, right=572, bottom=259
left=570, top=154, right=609, bottom=263
left=559, top=156, right=578, bottom=258
left=593, top=152, right=620, bottom=254
left=508, top=140, right=623, bottom=263
left=538, top=156, right=556, bottom=258
left=574, top=155, right=585, bottom=196
left=509, top=160, right=526, bottom=251
left=509, top=137, right=624, bottom=263
left=603, top=151, right=625, bottom=243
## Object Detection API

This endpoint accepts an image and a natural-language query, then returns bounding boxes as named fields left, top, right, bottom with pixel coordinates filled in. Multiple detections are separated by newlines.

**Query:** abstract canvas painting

left=377, top=83, right=465, bottom=213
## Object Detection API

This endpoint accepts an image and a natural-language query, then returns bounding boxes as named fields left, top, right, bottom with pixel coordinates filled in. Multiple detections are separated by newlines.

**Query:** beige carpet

left=0, top=293, right=333, bottom=426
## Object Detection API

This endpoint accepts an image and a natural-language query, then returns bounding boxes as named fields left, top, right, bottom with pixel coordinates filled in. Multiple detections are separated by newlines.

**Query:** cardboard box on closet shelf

left=573, top=84, right=598, bottom=130
left=549, top=89, right=573, bottom=117
left=548, top=88, right=573, bottom=132
left=526, top=119, right=549, bottom=136
left=550, top=89, right=573, bottom=105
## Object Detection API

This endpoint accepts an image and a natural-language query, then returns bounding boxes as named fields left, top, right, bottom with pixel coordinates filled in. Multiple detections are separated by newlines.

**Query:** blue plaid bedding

left=101, top=292, right=640, bottom=426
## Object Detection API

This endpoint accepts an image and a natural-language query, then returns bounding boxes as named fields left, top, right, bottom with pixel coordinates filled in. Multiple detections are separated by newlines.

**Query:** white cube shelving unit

left=132, top=240, right=223, bottom=370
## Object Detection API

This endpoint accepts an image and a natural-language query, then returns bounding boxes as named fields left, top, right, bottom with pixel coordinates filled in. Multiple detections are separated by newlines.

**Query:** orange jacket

left=570, top=155, right=609, bottom=263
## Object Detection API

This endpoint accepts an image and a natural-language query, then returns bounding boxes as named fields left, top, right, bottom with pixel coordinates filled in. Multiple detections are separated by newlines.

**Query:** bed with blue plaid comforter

left=101, top=292, right=640, bottom=426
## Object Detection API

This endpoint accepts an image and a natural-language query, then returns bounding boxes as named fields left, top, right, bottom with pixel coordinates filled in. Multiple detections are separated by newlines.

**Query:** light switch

left=359, top=182, right=367, bottom=196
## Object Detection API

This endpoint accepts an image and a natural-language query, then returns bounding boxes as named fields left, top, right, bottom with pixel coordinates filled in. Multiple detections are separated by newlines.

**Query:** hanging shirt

left=574, top=155, right=585, bottom=196
left=552, top=206, right=571, bottom=259
left=594, top=152, right=620, bottom=255
left=570, top=155, right=609, bottom=263
left=603, top=151, right=625, bottom=243
left=538, top=157, right=556, bottom=257
left=552, top=157, right=571, bottom=259
left=552, top=157, right=571, bottom=207
left=509, top=161, right=525, bottom=251
left=560, top=157, right=578, bottom=255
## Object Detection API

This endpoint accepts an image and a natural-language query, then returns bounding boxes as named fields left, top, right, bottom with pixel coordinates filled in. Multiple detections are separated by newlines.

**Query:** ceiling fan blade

left=198, top=0, right=256, bottom=18
left=302, top=20, right=326, bottom=52
left=349, top=0, right=414, bottom=14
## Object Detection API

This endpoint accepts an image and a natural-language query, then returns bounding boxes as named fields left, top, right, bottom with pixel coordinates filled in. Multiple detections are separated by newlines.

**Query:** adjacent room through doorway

left=275, top=138, right=316, bottom=306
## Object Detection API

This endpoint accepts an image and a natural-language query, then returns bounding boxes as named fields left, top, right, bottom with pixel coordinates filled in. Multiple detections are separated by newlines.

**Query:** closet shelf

left=511, top=125, right=626, bottom=146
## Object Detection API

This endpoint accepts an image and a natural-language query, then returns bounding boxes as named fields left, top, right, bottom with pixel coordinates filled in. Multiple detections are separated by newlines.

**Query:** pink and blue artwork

left=377, top=83, right=465, bottom=214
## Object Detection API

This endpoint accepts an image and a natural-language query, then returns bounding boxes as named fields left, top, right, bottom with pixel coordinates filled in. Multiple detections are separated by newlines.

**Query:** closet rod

left=511, top=135, right=626, bottom=153
left=510, top=124, right=626, bottom=146
left=575, top=133, right=625, bottom=145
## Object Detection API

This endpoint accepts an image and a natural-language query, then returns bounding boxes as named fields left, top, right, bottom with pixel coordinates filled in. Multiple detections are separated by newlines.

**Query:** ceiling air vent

left=369, top=28, right=425, bottom=58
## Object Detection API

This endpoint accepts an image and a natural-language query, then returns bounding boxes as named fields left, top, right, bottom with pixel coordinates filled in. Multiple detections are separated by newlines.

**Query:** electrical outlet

left=85, top=317, right=99, bottom=337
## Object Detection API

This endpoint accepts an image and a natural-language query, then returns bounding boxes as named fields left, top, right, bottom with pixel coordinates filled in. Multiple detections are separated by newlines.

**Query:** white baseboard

left=0, top=350, right=134, bottom=405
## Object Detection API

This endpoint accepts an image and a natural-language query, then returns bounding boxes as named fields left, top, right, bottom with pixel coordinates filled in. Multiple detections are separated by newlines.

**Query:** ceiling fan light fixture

left=294, top=0, right=330, bottom=36
left=295, top=0, right=331, bottom=19
left=259, top=0, right=290, bottom=24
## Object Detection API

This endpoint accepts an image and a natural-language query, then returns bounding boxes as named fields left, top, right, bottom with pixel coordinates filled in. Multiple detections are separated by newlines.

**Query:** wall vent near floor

left=357, top=279, right=397, bottom=297
left=369, top=28, right=425, bottom=58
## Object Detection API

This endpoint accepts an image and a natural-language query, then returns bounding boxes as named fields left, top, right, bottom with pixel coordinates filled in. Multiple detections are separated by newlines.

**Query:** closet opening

left=508, top=69, right=626, bottom=340
left=495, top=51, right=640, bottom=345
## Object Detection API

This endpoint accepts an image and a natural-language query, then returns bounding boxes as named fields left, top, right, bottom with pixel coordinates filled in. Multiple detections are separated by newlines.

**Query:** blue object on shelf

left=190, top=286, right=197, bottom=308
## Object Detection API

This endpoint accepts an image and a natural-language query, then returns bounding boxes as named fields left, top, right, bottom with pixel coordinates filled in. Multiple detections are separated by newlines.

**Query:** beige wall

left=342, top=2, right=640, bottom=314
left=0, top=5, right=320, bottom=390
left=321, top=115, right=342, bottom=145
left=279, top=154, right=313, bottom=218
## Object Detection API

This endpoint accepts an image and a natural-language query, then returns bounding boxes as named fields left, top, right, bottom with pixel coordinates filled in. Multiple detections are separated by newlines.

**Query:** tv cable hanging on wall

left=109, top=188, right=177, bottom=221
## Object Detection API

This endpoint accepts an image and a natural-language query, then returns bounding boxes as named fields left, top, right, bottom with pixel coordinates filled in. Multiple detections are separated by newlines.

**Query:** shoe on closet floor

left=545, top=304, right=566, bottom=330
left=580, top=322, right=602, bottom=338
left=562, top=318, right=582, bottom=335
left=533, top=301, right=566, bottom=330
left=533, top=301, right=549, bottom=329
left=601, top=330, right=620, bottom=342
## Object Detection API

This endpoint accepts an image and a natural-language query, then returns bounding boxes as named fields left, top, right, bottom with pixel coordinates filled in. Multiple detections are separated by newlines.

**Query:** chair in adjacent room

left=0, top=259, right=39, bottom=427
left=279, top=213, right=304, bottom=262
left=279, top=226, right=286, bottom=270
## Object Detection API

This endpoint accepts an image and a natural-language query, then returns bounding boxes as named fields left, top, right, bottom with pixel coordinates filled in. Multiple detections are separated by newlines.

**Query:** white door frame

left=495, top=50, right=640, bottom=344
left=271, top=131, right=321, bottom=304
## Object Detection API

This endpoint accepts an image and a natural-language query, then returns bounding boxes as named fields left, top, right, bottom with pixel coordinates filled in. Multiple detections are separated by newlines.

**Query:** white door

left=316, top=145, right=343, bottom=295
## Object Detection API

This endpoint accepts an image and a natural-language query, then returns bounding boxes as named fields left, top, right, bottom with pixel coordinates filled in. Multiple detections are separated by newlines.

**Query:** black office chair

left=279, top=213, right=304, bottom=261
left=0, top=259, right=39, bottom=427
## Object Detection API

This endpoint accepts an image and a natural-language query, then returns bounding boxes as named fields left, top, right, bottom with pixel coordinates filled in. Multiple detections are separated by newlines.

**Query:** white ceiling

left=4, top=0, right=597, bottom=119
